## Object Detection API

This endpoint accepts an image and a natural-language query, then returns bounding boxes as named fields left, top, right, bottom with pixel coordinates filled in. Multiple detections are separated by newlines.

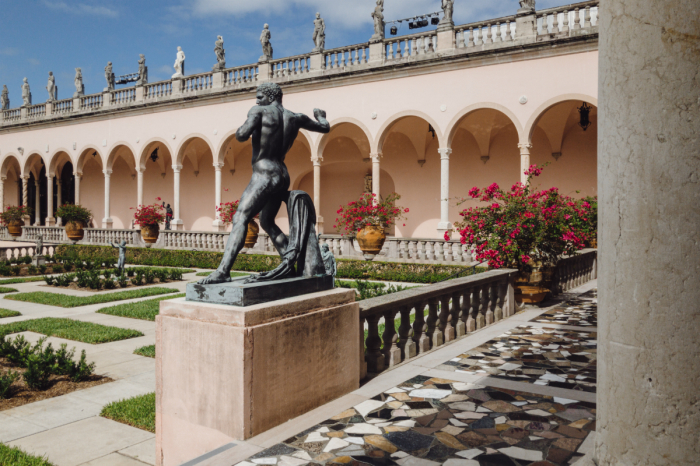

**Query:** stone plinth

left=32, top=255, right=45, bottom=267
left=155, top=289, right=360, bottom=466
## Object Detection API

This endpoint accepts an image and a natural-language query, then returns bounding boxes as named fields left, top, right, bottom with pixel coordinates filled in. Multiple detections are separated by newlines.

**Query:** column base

left=437, top=221, right=453, bottom=236
left=102, top=218, right=113, bottom=229
left=46, top=217, right=56, bottom=227
left=171, top=219, right=184, bottom=231
left=212, top=219, right=225, bottom=232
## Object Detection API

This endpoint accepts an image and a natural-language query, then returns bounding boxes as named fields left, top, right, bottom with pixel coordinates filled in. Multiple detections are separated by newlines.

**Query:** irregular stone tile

left=291, top=451, right=313, bottom=460
left=448, top=402, right=476, bottom=411
left=429, top=419, right=448, bottom=429
left=555, top=408, right=595, bottom=422
left=554, top=425, right=588, bottom=439
left=498, top=446, right=544, bottom=462
left=251, top=444, right=300, bottom=458
left=252, top=459, right=277, bottom=465
left=393, top=393, right=411, bottom=401
left=455, top=431, right=489, bottom=448
left=384, top=426, right=410, bottom=433
left=331, top=456, right=353, bottom=464
left=408, top=389, right=452, bottom=399
left=345, top=437, right=365, bottom=445
left=440, top=425, right=463, bottom=436
left=525, top=410, right=552, bottom=417
left=546, top=447, right=574, bottom=464
left=383, top=431, right=435, bottom=452
left=454, top=412, right=487, bottom=420
left=455, top=448, right=484, bottom=460
left=395, top=456, right=440, bottom=466
left=345, top=423, right=383, bottom=435
left=305, top=432, right=329, bottom=443
left=568, top=419, right=591, bottom=429
left=324, top=438, right=350, bottom=453
left=413, top=427, right=441, bottom=436
left=354, top=400, right=386, bottom=417
left=313, top=453, right=335, bottom=462
left=440, top=395, right=469, bottom=403
left=391, top=452, right=409, bottom=458
left=328, top=432, right=345, bottom=438
left=553, top=437, right=583, bottom=451
left=332, top=409, right=357, bottom=420
left=365, top=435, right=398, bottom=453
left=434, top=432, right=465, bottom=450
left=279, top=455, right=311, bottom=466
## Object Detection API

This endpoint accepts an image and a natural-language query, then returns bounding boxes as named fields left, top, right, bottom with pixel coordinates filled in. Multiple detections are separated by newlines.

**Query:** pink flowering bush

left=448, top=165, right=596, bottom=269
left=217, top=200, right=260, bottom=225
left=132, top=199, right=165, bottom=227
left=334, top=193, right=408, bottom=235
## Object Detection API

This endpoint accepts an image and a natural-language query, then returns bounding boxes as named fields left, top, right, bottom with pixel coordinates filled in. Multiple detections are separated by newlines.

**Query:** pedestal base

left=32, top=255, right=45, bottom=267
left=156, top=289, right=359, bottom=466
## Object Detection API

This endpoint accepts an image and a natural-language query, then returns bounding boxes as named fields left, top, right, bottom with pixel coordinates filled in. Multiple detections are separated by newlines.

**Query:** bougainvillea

left=0, top=205, right=30, bottom=225
left=448, top=165, right=597, bottom=269
left=217, top=200, right=259, bottom=225
left=132, top=199, right=165, bottom=226
left=334, top=193, right=408, bottom=234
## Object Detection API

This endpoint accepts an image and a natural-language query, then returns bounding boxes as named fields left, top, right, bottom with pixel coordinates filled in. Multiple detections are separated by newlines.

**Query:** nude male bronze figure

left=199, top=83, right=330, bottom=285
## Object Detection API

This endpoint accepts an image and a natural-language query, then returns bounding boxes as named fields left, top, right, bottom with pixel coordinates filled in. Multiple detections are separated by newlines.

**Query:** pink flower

left=521, top=254, right=531, bottom=263
left=443, top=231, right=450, bottom=241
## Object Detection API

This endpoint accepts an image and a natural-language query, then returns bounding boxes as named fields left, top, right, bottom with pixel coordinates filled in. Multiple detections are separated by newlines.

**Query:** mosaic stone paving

left=437, top=326, right=597, bottom=393
left=531, top=290, right=597, bottom=328
left=237, top=376, right=595, bottom=466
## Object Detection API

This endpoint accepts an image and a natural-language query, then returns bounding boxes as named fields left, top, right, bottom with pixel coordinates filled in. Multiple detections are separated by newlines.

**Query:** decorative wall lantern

left=150, top=148, right=159, bottom=163
left=578, top=102, right=592, bottom=131
left=428, top=124, right=436, bottom=139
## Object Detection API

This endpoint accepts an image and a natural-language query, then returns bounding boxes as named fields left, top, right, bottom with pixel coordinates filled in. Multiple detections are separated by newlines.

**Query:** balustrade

left=80, top=94, right=103, bottom=110
left=145, top=82, right=172, bottom=99
left=324, top=44, right=368, bottom=69
left=27, top=104, right=46, bottom=119
left=550, top=249, right=597, bottom=295
left=53, top=98, right=73, bottom=114
left=111, top=88, right=136, bottom=105
left=0, top=245, right=56, bottom=261
left=3, top=109, right=21, bottom=121
left=224, top=66, right=258, bottom=86
left=183, top=73, right=213, bottom=92
left=22, top=226, right=67, bottom=243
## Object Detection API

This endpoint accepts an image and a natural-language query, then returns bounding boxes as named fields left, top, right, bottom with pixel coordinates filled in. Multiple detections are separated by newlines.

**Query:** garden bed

left=101, top=392, right=156, bottom=432
left=134, top=345, right=155, bottom=358
left=43, top=267, right=191, bottom=292
left=0, top=318, right=144, bottom=344
left=5, top=288, right=179, bottom=308
left=98, top=294, right=186, bottom=322
left=0, top=309, right=21, bottom=319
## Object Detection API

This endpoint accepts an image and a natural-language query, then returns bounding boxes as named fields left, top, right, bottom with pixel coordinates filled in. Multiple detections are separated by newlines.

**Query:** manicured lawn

left=5, top=287, right=180, bottom=308
left=98, top=294, right=186, bottom=322
left=0, top=318, right=143, bottom=344
left=195, top=271, right=250, bottom=278
left=0, top=309, right=21, bottom=318
left=134, top=345, right=155, bottom=358
left=0, top=287, right=18, bottom=294
left=0, top=277, right=46, bottom=285
left=101, top=392, right=156, bottom=433
left=0, top=443, right=53, bottom=466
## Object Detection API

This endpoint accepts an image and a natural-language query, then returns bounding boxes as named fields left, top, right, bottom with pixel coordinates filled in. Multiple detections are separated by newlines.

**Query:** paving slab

left=9, top=417, right=154, bottom=466
left=118, top=438, right=156, bottom=465
left=78, top=453, right=151, bottom=466
left=3, top=392, right=103, bottom=429
left=0, top=412, right=47, bottom=443
left=67, top=379, right=154, bottom=406
left=100, top=357, right=156, bottom=380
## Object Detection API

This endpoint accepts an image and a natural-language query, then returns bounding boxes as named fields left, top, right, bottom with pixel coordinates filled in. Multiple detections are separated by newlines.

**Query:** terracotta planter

left=515, top=259, right=554, bottom=304
left=141, top=224, right=160, bottom=244
left=64, top=220, right=85, bottom=242
left=7, top=220, right=23, bottom=238
left=245, top=220, right=260, bottom=248
left=356, top=225, right=386, bottom=256
left=515, top=285, right=550, bottom=304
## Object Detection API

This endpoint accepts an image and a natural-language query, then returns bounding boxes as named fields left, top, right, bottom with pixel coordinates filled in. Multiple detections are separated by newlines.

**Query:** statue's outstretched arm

left=236, top=108, right=262, bottom=142
left=299, top=109, right=330, bottom=134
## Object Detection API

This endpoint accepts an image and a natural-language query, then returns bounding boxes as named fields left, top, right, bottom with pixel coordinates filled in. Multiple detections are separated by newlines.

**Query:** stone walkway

left=0, top=274, right=596, bottom=466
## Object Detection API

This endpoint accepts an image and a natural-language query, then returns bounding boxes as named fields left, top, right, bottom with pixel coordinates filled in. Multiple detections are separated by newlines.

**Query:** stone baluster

left=382, top=308, right=399, bottom=366
left=562, top=9, right=570, bottom=32
left=444, top=242, right=453, bottom=262
left=450, top=292, right=462, bottom=339
left=362, top=47, right=368, bottom=63
left=425, top=241, right=434, bottom=261
left=494, top=22, right=502, bottom=42
left=426, top=298, right=441, bottom=348
left=365, top=314, right=384, bottom=373
left=468, top=27, right=475, bottom=47
left=506, top=20, right=513, bottom=41
left=457, top=290, right=469, bottom=336
left=438, top=295, right=453, bottom=342
left=476, top=285, right=487, bottom=329
left=584, top=6, right=592, bottom=27
left=434, top=242, right=444, bottom=262
left=485, top=24, right=493, bottom=43
left=541, top=14, right=548, bottom=34
left=411, top=300, right=429, bottom=353
left=486, top=283, right=496, bottom=325
left=573, top=8, right=581, bottom=29
left=332, top=52, right=338, bottom=69
left=407, top=241, right=416, bottom=260
left=552, top=11, right=560, bottom=34
left=495, top=280, right=506, bottom=321
left=398, top=240, right=406, bottom=260
left=398, top=306, right=416, bottom=360
left=456, top=29, right=464, bottom=48
left=333, top=239, right=340, bottom=256
left=414, top=241, right=423, bottom=260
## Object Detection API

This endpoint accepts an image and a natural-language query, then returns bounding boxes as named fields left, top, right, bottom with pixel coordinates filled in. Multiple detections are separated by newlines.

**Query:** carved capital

left=172, top=164, right=183, bottom=173
left=312, top=158, right=322, bottom=167
left=102, top=169, right=113, bottom=176
left=517, top=143, right=532, bottom=152
left=370, top=152, right=382, bottom=163
left=438, top=148, right=452, bottom=160
left=213, top=162, right=225, bottom=170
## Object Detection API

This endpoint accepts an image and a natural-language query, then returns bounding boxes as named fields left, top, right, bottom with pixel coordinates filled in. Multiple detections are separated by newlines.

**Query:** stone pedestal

left=436, top=24, right=455, bottom=52
left=32, top=255, right=45, bottom=267
left=156, top=289, right=360, bottom=466
left=515, top=12, right=537, bottom=40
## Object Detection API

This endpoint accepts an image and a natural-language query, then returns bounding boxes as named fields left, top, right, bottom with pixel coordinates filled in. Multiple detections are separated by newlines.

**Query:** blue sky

left=0, top=0, right=564, bottom=105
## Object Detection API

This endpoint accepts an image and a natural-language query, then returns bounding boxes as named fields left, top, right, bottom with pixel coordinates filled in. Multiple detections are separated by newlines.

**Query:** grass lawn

left=0, top=444, right=53, bottom=466
left=0, top=287, right=18, bottom=294
left=101, top=392, right=155, bottom=433
left=134, top=345, right=155, bottom=358
left=5, top=287, right=180, bottom=308
left=195, top=271, right=250, bottom=278
left=0, top=309, right=21, bottom=318
left=0, top=277, right=46, bottom=285
left=0, top=318, right=143, bottom=344
left=98, top=294, right=186, bottom=322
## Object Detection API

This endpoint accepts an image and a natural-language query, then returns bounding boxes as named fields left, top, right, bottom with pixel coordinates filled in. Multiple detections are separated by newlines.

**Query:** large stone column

left=136, top=168, right=144, bottom=207
left=212, top=163, right=224, bottom=231
left=74, top=171, right=81, bottom=205
left=596, top=1, right=700, bottom=464
left=34, top=179, right=40, bottom=225
left=437, top=148, right=452, bottom=234
left=0, top=177, right=5, bottom=212
left=56, top=178, right=62, bottom=226
left=21, top=176, right=29, bottom=226
left=518, top=143, right=531, bottom=184
left=171, top=165, right=183, bottom=230
left=46, top=174, right=55, bottom=226
left=102, top=169, right=113, bottom=229
left=313, top=158, right=323, bottom=233
left=370, top=152, right=381, bottom=202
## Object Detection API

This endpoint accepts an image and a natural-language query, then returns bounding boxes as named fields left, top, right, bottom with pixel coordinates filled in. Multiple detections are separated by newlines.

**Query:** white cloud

left=42, top=1, right=118, bottom=18
left=0, top=48, right=19, bottom=56
left=27, top=58, right=41, bottom=66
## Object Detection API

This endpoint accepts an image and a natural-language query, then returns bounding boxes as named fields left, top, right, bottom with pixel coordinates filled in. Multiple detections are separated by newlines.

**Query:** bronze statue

left=199, top=82, right=330, bottom=285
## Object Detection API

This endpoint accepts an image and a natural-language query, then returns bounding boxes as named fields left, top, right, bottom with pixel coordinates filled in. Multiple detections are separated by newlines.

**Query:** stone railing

left=84, top=228, right=142, bottom=246
left=550, top=248, right=597, bottom=295
left=22, top=226, right=67, bottom=243
left=53, top=98, right=73, bottom=114
left=0, top=244, right=57, bottom=261
left=359, top=269, right=517, bottom=378
left=0, top=0, right=599, bottom=128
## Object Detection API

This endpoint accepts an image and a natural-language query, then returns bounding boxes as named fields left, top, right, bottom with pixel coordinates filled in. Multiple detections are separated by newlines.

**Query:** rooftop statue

left=137, top=55, right=148, bottom=86
left=312, top=13, right=326, bottom=52
left=518, top=0, right=536, bottom=13
left=104, top=62, right=115, bottom=92
left=46, top=72, right=57, bottom=102
left=260, top=24, right=273, bottom=62
left=21, top=78, right=32, bottom=107
left=370, top=0, right=385, bottom=42
left=172, top=47, right=186, bottom=78
left=439, top=0, right=455, bottom=26
left=1, top=85, right=9, bottom=110
left=74, top=68, right=84, bottom=98
left=213, top=36, right=226, bottom=70
left=198, top=82, right=331, bottom=285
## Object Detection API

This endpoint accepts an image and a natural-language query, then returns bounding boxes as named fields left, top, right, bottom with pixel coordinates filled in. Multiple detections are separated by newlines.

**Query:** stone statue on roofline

left=439, top=0, right=455, bottom=27
left=1, top=85, right=9, bottom=110
left=74, top=68, right=84, bottom=98
left=46, top=72, right=57, bottom=102
left=213, top=36, right=226, bottom=71
left=172, top=47, right=186, bottom=78
left=370, top=0, right=385, bottom=42
left=312, top=13, right=326, bottom=52
left=260, top=24, right=273, bottom=62
left=21, top=78, right=32, bottom=107
left=104, top=62, right=115, bottom=92
left=137, top=55, right=148, bottom=86
left=518, top=0, right=536, bottom=13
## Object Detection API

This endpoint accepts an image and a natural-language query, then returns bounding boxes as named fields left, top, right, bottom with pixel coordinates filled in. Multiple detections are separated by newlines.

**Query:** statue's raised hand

left=313, top=108, right=327, bottom=121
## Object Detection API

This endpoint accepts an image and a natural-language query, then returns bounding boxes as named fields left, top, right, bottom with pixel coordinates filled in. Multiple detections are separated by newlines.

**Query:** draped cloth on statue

left=285, top=190, right=325, bottom=277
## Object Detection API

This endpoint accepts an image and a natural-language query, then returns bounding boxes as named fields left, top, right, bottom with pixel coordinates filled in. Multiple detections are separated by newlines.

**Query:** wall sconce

left=552, top=152, right=562, bottom=161
left=418, top=159, right=426, bottom=167
left=428, top=124, right=436, bottom=139
left=481, top=155, right=490, bottom=164
left=578, top=102, right=592, bottom=131
left=150, top=148, right=159, bottom=163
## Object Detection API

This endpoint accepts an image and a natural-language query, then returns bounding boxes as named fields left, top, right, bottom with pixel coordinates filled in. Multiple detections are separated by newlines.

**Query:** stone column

left=46, top=174, right=55, bottom=226
left=595, top=1, right=700, bottom=465
left=370, top=152, right=381, bottom=202
left=313, top=158, right=323, bottom=233
left=136, top=169, right=144, bottom=207
left=212, top=163, right=224, bottom=231
left=171, top=164, right=184, bottom=230
left=21, top=176, right=29, bottom=226
left=0, top=177, right=5, bottom=212
left=34, top=179, right=40, bottom=225
left=102, top=169, right=113, bottom=229
left=518, top=143, right=531, bottom=184
left=55, top=178, right=62, bottom=226
left=437, top=148, right=452, bottom=234
left=74, top=171, right=81, bottom=205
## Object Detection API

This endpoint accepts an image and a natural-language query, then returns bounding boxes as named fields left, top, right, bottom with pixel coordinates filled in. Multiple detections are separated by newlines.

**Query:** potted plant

left=334, top=192, right=408, bottom=258
left=217, top=200, right=259, bottom=248
left=449, top=164, right=591, bottom=304
left=0, top=205, right=30, bottom=239
left=132, top=199, right=165, bottom=245
left=56, top=204, right=92, bottom=242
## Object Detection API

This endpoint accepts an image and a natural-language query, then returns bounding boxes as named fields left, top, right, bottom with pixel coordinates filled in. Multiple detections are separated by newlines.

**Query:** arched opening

left=177, top=136, right=216, bottom=231
left=139, top=140, right=174, bottom=226
left=23, top=154, right=49, bottom=226
left=49, top=151, right=75, bottom=225
left=76, top=147, right=104, bottom=228
left=107, top=144, right=137, bottom=229
left=1, top=155, right=22, bottom=210
left=529, top=100, right=598, bottom=198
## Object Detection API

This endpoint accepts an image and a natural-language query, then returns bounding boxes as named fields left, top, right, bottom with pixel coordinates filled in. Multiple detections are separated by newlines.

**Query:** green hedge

left=55, top=245, right=483, bottom=284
